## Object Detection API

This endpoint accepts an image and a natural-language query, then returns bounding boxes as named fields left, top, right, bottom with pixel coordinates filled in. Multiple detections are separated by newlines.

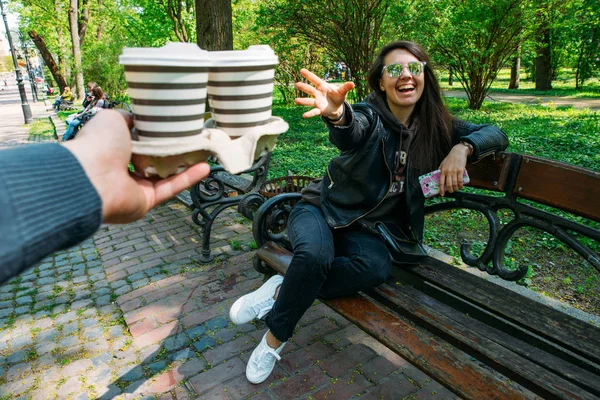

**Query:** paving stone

left=38, top=277, right=55, bottom=285
left=63, top=359, right=92, bottom=377
left=120, top=365, right=145, bottom=382
left=192, top=337, right=216, bottom=352
left=38, top=269, right=54, bottom=278
left=89, top=273, right=106, bottom=282
left=73, top=290, right=92, bottom=301
left=147, top=360, right=168, bottom=374
left=71, top=269, right=86, bottom=277
left=132, top=278, right=150, bottom=289
left=6, top=362, right=32, bottom=380
left=0, top=308, right=13, bottom=319
left=36, top=341, right=58, bottom=355
left=55, top=311, right=78, bottom=324
left=15, top=295, right=33, bottom=305
left=83, top=326, right=104, bottom=340
left=0, top=292, right=12, bottom=300
left=186, top=325, right=207, bottom=340
left=169, top=348, right=195, bottom=362
left=62, top=321, right=80, bottom=336
left=53, top=304, right=67, bottom=314
left=37, top=328, right=59, bottom=342
left=14, top=306, right=30, bottom=315
left=95, top=287, right=112, bottom=296
left=38, top=262, right=53, bottom=271
left=96, top=295, right=112, bottom=306
left=10, top=334, right=33, bottom=350
left=205, top=316, right=229, bottom=331
left=72, top=299, right=94, bottom=309
left=81, top=318, right=100, bottom=328
left=8, top=350, right=28, bottom=364
left=115, top=285, right=133, bottom=296
left=60, top=336, right=79, bottom=348
left=91, top=352, right=113, bottom=368
left=60, top=375, right=83, bottom=395
left=33, top=310, right=51, bottom=319
left=129, top=272, right=146, bottom=282
left=53, top=295, right=70, bottom=305
left=73, top=276, right=88, bottom=284
left=162, top=333, right=189, bottom=352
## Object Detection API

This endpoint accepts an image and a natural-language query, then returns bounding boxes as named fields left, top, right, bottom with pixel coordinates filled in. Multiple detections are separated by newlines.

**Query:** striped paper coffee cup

left=119, top=43, right=211, bottom=139
left=208, top=45, right=278, bottom=137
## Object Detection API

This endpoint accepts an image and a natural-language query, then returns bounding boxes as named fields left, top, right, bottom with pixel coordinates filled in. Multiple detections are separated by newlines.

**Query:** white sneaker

left=247, top=331, right=286, bottom=384
left=229, top=274, right=283, bottom=325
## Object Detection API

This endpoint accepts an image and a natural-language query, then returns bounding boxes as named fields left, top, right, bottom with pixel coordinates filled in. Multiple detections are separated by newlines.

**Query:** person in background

left=53, top=86, right=74, bottom=111
left=62, top=86, right=107, bottom=141
left=229, top=40, right=509, bottom=385
left=0, top=110, right=209, bottom=285
left=82, top=81, right=97, bottom=108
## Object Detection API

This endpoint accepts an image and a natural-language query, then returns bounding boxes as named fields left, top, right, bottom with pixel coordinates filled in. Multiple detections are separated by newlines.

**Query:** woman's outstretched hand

left=438, top=144, right=471, bottom=196
left=295, top=68, right=355, bottom=120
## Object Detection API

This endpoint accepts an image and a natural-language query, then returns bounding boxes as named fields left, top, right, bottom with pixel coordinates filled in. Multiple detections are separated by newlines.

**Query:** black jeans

left=265, top=202, right=391, bottom=342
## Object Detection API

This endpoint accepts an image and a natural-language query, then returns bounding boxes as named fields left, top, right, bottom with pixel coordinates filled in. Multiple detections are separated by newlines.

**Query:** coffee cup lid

left=209, top=45, right=278, bottom=66
left=119, top=43, right=211, bottom=67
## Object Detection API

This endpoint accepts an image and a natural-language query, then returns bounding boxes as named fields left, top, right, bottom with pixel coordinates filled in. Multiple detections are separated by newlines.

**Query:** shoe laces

left=251, top=297, right=274, bottom=320
left=253, top=343, right=281, bottom=368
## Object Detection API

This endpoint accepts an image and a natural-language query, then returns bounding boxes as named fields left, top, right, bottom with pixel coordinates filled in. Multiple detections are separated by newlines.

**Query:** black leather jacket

left=319, top=102, right=509, bottom=242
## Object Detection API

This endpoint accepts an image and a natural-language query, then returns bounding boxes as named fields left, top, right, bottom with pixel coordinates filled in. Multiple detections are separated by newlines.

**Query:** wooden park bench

left=251, top=151, right=600, bottom=399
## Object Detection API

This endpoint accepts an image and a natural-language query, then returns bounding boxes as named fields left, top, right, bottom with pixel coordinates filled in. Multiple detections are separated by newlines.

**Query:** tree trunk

left=96, top=0, right=104, bottom=41
left=509, top=56, right=520, bottom=89
left=69, top=0, right=85, bottom=99
left=535, top=28, right=552, bottom=91
left=54, top=0, right=69, bottom=86
left=195, top=0, right=233, bottom=50
left=448, top=70, right=453, bottom=86
left=28, top=30, right=68, bottom=93
left=78, top=0, right=90, bottom=46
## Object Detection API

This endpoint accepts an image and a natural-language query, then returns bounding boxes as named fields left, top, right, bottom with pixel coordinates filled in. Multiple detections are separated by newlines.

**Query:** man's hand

left=294, top=68, right=354, bottom=121
left=63, top=110, right=210, bottom=223
left=438, top=144, right=470, bottom=196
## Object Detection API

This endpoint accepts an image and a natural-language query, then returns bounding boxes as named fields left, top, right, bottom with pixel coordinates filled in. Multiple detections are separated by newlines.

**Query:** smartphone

left=418, top=169, right=470, bottom=198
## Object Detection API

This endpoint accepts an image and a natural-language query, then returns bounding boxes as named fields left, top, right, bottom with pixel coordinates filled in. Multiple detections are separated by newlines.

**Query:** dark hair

left=91, top=86, right=104, bottom=100
left=367, top=41, right=453, bottom=175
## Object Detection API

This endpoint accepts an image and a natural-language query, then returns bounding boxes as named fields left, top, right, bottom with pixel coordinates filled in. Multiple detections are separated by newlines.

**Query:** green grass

left=28, top=117, right=56, bottom=141
left=270, top=98, right=599, bottom=316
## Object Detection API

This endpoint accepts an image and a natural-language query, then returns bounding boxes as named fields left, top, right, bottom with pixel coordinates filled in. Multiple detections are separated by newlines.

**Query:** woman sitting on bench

left=229, top=40, right=509, bottom=384
left=52, top=86, right=74, bottom=111
left=62, top=86, right=107, bottom=141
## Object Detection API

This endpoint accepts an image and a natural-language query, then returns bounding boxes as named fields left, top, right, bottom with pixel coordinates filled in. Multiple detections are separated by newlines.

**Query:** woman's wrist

left=458, top=141, right=474, bottom=157
left=324, top=105, right=346, bottom=125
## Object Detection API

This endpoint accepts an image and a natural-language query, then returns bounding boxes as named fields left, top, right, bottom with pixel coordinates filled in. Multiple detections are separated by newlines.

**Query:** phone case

left=418, top=169, right=470, bottom=198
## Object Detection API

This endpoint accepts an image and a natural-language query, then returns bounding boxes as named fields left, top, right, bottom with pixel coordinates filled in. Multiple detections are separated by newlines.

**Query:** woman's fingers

left=300, top=68, right=324, bottom=87
left=295, top=81, right=318, bottom=97
left=337, top=81, right=355, bottom=97
left=302, top=108, right=322, bottom=119
left=295, top=97, right=316, bottom=106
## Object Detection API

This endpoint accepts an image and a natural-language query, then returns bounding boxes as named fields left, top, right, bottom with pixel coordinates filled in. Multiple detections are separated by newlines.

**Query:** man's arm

left=0, top=111, right=209, bottom=284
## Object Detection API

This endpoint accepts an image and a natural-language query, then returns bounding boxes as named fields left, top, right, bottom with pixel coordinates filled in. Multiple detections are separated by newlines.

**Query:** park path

left=443, top=89, right=600, bottom=109
left=0, top=85, right=456, bottom=399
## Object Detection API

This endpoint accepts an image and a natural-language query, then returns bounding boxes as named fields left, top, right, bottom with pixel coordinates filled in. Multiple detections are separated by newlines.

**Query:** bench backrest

left=466, top=152, right=600, bottom=223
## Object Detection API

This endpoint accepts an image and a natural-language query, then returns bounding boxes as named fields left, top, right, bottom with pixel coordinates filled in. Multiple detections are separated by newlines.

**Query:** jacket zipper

left=333, top=136, right=393, bottom=229
left=326, top=166, right=335, bottom=189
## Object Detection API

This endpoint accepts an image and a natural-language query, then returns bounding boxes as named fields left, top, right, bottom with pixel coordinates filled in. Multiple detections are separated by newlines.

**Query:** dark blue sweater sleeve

left=0, top=144, right=102, bottom=284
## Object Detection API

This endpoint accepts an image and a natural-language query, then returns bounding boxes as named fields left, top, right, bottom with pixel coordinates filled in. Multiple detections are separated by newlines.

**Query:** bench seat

left=257, top=241, right=600, bottom=399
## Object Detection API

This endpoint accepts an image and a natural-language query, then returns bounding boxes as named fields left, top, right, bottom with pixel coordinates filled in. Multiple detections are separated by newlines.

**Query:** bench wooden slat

left=371, top=282, right=600, bottom=398
left=466, top=151, right=515, bottom=192
left=212, top=171, right=253, bottom=193
left=256, top=242, right=537, bottom=400
left=400, top=259, right=600, bottom=368
left=514, top=156, right=600, bottom=222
